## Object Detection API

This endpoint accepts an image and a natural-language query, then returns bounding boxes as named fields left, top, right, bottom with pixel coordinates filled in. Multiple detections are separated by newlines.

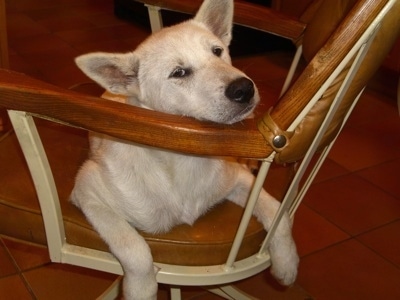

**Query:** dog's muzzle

left=225, top=77, right=255, bottom=104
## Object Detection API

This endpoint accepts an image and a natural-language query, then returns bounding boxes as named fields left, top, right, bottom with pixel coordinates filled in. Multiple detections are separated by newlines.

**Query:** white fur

left=71, top=0, right=299, bottom=299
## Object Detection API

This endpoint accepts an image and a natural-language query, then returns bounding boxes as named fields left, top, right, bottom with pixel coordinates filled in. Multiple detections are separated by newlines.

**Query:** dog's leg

left=77, top=199, right=158, bottom=299
left=71, top=179, right=158, bottom=299
left=226, top=167, right=299, bottom=285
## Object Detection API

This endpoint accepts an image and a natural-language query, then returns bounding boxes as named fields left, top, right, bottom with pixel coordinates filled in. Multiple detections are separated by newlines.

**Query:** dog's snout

left=225, top=77, right=255, bottom=104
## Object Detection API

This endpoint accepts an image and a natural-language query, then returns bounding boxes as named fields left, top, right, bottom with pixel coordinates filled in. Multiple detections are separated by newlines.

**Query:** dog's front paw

left=123, top=269, right=158, bottom=300
left=269, top=237, right=299, bottom=286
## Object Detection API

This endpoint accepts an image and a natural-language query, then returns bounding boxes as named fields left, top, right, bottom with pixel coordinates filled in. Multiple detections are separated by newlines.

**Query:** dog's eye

left=212, top=46, right=223, bottom=57
left=170, top=68, right=191, bottom=78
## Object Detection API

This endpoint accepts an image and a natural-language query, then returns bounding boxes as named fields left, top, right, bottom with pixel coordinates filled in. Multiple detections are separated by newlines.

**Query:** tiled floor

left=1, top=0, right=400, bottom=299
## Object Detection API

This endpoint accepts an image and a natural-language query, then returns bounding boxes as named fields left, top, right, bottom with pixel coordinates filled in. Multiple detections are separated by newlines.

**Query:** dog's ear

left=75, top=52, right=140, bottom=95
left=194, top=0, right=233, bottom=46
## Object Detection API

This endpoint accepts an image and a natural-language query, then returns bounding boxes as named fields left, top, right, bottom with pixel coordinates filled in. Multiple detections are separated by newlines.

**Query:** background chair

left=0, top=0, right=399, bottom=299
left=0, top=0, right=9, bottom=132
left=0, top=0, right=8, bottom=69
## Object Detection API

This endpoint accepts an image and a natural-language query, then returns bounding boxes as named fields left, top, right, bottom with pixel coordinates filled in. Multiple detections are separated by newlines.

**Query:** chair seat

left=143, top=201, right=266, bottom=266
left=0, top=116, right=294, bottom=266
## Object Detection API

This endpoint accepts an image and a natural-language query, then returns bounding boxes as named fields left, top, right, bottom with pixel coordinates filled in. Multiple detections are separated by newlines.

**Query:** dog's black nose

left=225, top=77, right=255, bottom=104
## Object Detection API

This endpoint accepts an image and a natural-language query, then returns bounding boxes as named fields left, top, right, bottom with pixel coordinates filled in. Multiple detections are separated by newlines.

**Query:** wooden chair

left=0, top=0, right=8, bottom=69
left=0, top=0, right=399, bottom=299
left=0, top=0, right=9, bottom=131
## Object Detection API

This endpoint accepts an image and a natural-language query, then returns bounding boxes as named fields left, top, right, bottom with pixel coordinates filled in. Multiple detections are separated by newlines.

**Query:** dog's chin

left=218, top=103, right=257, bottom=124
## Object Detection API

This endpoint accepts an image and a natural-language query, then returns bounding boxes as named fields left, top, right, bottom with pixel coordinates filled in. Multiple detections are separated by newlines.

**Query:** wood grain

left=134, top=0, right=306, bottom=40
left=0, top=69, right=272, bottom=158
left=266, top=0, right=389, bottom=131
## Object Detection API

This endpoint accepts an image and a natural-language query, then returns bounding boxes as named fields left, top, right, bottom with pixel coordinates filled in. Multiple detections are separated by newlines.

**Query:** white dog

left=71, top=0, right=299, bottom=298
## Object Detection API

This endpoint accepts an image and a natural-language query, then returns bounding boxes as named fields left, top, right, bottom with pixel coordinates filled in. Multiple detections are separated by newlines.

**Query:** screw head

left=272, top=135, right=287, bottom=148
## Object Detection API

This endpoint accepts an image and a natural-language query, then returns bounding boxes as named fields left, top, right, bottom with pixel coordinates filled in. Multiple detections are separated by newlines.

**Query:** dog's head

left=75, top=0, right=259, bottom=124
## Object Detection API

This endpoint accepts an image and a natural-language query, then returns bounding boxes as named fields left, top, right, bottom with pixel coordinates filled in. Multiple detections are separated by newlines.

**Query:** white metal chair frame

left=6, top=0, right=395, bottom=299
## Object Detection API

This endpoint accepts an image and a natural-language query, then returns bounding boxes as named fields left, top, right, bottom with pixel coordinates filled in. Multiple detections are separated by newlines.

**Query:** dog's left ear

left=194, top=0, right=234, bottom=46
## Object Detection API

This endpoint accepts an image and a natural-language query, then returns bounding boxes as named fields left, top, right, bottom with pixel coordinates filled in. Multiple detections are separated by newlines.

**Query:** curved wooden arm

left=134, top=0, right=306, bottom=41
left=266, top=0, right=390, bottom=131
left=0, top=69, right=272, bottom=158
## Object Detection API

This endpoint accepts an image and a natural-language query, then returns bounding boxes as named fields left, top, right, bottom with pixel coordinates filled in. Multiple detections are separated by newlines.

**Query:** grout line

left=354, top=159, right=400, bottom=200
left=0, top=237, right=38, bottom=299
left=354, top=219, right=400, bottom=268
left=20, top=273, right=38, bottom=300
left=0, top=237, right=21, bottom=273
left=0, top=128, right=13, bottom=143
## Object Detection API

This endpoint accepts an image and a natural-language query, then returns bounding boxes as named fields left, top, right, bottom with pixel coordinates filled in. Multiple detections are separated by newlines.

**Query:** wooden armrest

left=234, top=1, right=306, bottom=40
left=267, top=0, right=388, bottom=130
left=0, top=69, right=272, bottom=158
left=134, top=0, right=306, bottom=41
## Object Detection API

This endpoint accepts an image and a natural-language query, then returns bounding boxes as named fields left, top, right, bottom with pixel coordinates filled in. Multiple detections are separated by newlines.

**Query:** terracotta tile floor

left=1, top=0, right=400, bottom=299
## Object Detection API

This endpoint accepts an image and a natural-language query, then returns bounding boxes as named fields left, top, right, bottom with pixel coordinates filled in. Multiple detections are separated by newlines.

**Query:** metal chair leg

left=145, top=5, right=164, bottom=32
left=208, top=285, right=259, bottom=300
left=170, top=286, right=182, bottom=300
